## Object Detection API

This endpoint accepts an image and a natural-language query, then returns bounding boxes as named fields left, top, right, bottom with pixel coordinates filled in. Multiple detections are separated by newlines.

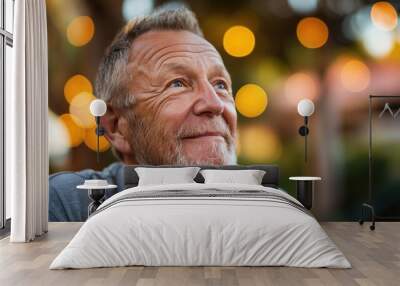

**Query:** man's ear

left=100, top=105, right=134, bottom=158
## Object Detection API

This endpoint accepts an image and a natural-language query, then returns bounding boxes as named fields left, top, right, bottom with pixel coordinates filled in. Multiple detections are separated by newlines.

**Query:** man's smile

left=181, top=131, right=225, bottom=142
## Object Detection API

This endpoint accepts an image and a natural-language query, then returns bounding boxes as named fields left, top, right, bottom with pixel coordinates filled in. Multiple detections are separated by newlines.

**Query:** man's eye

left=168, top=79, right=185, bottom=88
left=214, top=80, right=228, bottom=90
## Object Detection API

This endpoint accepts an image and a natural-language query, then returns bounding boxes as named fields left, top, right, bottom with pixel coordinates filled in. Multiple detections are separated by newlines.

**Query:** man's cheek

left=161, top=100, right=192, bottom=123
left=225, top=103, right=237, bottom=129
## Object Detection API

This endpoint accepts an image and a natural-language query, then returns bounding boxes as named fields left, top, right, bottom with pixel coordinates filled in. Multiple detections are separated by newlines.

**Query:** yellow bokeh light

left=371, top=1, right=398, bottom=31
left=239, top=125, right=282, bottom=163
left=66, top=16, right=95, bottom=47
left=235, top=84, right=268, bottom=118
left=58, top=114, right=84, bottom=147
left=64, top=74, right=93, bottom=103
left=84, top=127, right=110, bottom=152
left=387, top=42, right=400, bottom=61
left=397, top=28, right=400, bottom=43
left=284, top=72, right=320, bottom=105
left=223, top=25, right=255, bottom=57
left=296, top=17, right=329, bottom=49
left=340, top=59, right=370, bottom=93
left=69, top=92, right=96, bottom=128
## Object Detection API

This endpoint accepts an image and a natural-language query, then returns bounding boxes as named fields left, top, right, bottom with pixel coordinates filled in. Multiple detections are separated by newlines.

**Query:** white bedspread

left=50, top=183, right=351, bottom=269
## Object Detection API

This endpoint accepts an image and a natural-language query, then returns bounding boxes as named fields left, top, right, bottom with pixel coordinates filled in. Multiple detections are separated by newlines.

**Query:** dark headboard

left=123, top=165, right=279, bottom=189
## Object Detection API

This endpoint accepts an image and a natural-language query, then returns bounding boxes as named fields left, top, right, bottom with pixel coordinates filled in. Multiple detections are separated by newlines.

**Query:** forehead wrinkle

left=155, top=50, right=222, bottom=71
left=143, top=42, right=217, bottom=63
left=156, top=56, right=195, bottom=75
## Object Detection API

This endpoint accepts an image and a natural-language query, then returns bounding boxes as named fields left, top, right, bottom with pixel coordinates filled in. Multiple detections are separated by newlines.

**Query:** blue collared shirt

left=49, top=162, right=125, bottom=221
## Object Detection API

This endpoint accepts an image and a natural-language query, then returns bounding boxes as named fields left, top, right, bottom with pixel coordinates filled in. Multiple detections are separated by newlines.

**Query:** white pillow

left=200, top=169, right=266, bottom=185
left=135, top=167, right=200, bottom=186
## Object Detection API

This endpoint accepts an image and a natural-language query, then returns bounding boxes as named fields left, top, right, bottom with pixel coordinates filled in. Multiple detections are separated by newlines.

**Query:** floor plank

left=0, top=222, right=399, bottom=286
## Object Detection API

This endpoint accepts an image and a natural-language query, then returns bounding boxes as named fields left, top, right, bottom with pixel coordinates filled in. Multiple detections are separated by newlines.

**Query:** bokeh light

left=397, top=27, right=400, bottom=42
left=284, top=72, right=320, bottom=104
left=326, top=0, right=360, bottom=16
left=84, top=127, right=111, bottom=152
left=386, top=42, right=400, bottom=61
left=239, top=125, right=282, bottom=162
left=370, top=1, right=398, bottom=31
left=361, top=25, right=394, bottom=58
left=235, top=84, right=268, bottom=118
left=122, top=0, right=154, bottom=21
left=340, top=59, right=370, bottom=92
left=64, top=74, right=93, bottom=104
left=296, top=17, right=329, bottom=49
left=69, top=92, right=97, bottom=128
left=345, top=6, right=372, bottom=41
left=49, top=110, right=69, bottom=158
left=66, top=16, right=95, bottom=47
left=345, top=5, right=396, bottom=57
left=58, top=113, right=85, bottom=147
left=288, top=0, right=318, bottom=14
left=223, top=25, right=255, bottom=57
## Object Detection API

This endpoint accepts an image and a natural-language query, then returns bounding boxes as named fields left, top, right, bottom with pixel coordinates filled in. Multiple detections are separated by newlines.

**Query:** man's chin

left=180, top=139, right=236, bottom=165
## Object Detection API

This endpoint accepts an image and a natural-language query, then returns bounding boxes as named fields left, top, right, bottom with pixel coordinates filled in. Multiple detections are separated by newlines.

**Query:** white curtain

left=7, top=0, right=48, bottom=242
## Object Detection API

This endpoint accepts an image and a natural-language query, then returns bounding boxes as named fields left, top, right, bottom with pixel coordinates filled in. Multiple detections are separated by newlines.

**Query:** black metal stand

left=88, top=189, right=105, bottom=216
left=359, top=203, right=375, bottom=230
left=359, top=96, right=376, bottom=230
left=359, top=95, right=400, bottom=230
left=296, top=180, right=313, bottom=210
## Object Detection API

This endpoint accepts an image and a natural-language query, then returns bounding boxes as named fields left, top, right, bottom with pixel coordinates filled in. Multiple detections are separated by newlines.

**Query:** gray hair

left=95, top=7, right=204, bottom=111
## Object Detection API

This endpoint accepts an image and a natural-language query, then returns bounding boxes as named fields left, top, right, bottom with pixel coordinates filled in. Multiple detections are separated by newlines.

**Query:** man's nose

left=193, top=81, right=225, bottom=117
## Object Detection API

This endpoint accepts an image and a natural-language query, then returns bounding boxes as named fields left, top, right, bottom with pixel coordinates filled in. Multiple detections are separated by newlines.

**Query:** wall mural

left=46, top=0, right=400, bottom=222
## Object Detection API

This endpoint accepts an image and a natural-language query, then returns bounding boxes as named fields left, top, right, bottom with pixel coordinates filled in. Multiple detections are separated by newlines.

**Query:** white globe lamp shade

left=297, top=99, right=315, bottom=117
left=90, top=99, right=107, bottom=117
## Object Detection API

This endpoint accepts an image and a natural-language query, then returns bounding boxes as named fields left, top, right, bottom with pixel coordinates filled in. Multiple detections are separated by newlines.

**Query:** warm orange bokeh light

left=235, top=84, right=268, bottom=118
left=296, top=17, right=329, bottom=49
left=84, top=127, right=110, bottom=152
left=58, top=114, right=85, bottom=147
left=340, top=60, right=370, bottom=93
left=66, top=16, right=95, bottom=47
left=223, top=25, right=256, bottom=57
left=284, top=72, right=320, bottom=105
left=64, top=74, right=93, bottom=103
left=371, top=1, right=398, bottom=31
left=69, top=92, right=96, bottom=128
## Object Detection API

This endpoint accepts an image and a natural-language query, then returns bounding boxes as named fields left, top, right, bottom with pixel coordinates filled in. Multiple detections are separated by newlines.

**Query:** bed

left=50, top=165, right=351, bottom=269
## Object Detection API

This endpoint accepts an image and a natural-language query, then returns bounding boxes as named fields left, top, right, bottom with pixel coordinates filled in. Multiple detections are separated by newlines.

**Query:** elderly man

left=49, top=7, right=237, bottom=221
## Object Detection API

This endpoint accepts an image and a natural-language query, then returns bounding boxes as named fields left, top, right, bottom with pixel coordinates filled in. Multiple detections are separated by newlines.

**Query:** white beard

left=128, top=115, right=237, bottom=166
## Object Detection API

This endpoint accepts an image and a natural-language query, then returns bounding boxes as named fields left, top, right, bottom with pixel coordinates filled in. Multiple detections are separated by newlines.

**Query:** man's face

left=123, top=30, right=237, bottom=165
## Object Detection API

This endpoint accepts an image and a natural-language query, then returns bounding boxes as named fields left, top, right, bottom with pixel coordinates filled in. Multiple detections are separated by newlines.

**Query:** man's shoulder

left=49, top=162, right=125, bottom=192
left=49, top=170, right=92, bottom=191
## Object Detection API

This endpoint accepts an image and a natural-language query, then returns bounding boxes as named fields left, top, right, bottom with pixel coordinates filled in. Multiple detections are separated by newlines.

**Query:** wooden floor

left=0, top=222, right=399, bottom=286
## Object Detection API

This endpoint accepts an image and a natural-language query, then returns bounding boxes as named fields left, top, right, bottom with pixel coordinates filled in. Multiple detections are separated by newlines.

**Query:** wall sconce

left=89, top=99, right=107, bottom=163
left=297, top=99, right=315, bottom=163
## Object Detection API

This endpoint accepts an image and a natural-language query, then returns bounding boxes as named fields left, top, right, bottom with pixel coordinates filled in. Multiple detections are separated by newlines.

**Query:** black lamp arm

left=95, top=116, right=105, bottom=136
left=95, top=116, right=105, bottom=163
left=298, top=116, right=309, bottom=163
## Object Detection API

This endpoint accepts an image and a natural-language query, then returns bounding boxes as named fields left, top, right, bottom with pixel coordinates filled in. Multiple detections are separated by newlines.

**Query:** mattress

left=50, top=183, right=351, bottom=269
